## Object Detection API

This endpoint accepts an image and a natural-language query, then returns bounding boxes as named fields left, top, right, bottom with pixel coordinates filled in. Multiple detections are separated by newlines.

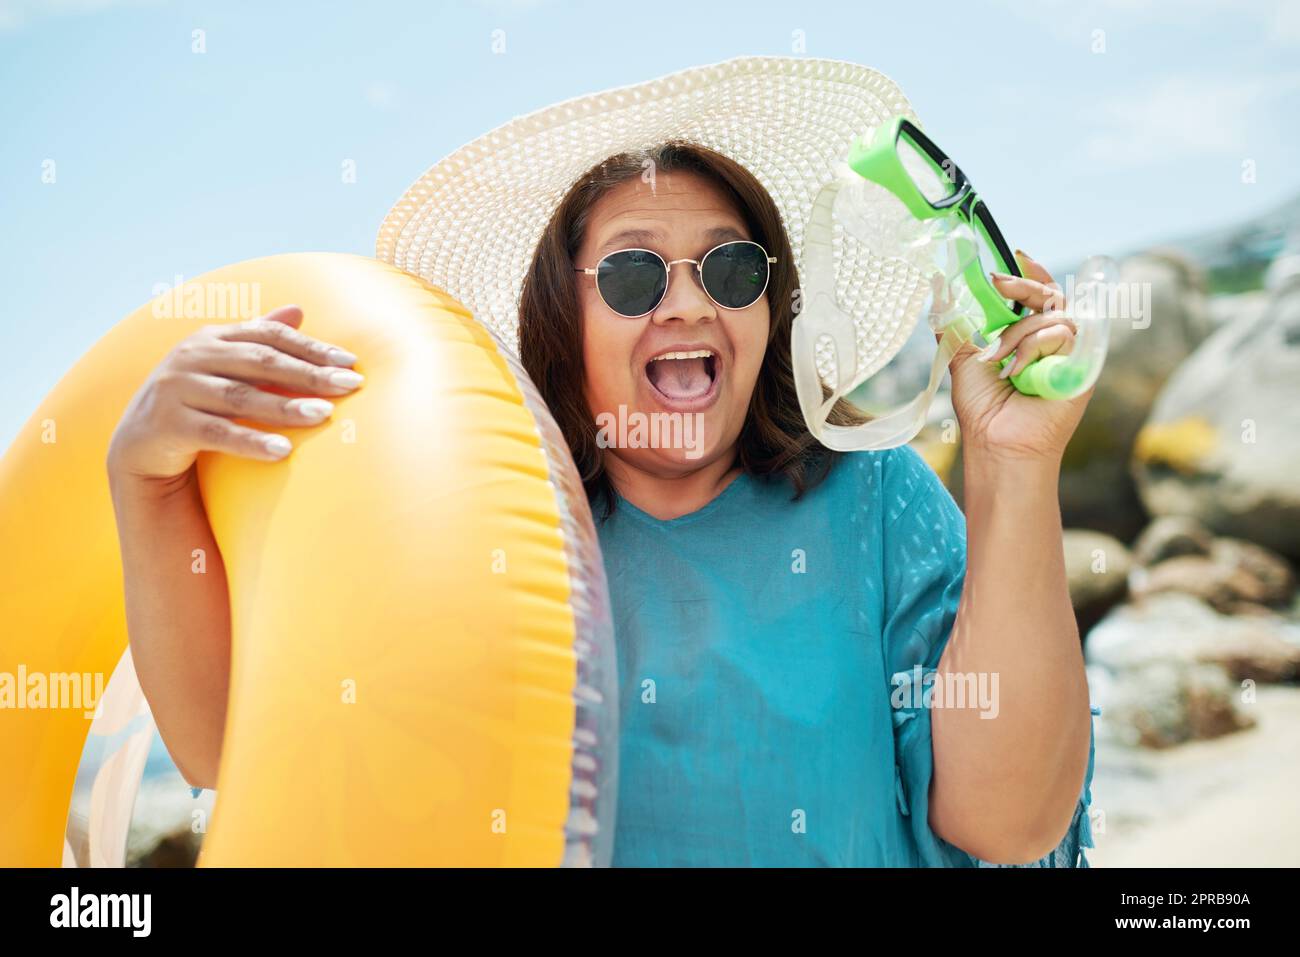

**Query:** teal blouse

left=595, top=446, right=1096, bottom=867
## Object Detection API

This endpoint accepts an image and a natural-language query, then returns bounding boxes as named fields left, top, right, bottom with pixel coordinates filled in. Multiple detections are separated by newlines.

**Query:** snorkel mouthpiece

left=1007, top=255, right=1117, bottom=400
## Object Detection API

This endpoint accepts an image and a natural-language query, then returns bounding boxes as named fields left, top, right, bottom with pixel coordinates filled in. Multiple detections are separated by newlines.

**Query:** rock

left=1104, top=249, right=1215, bottom=355
left=1127, top=519, right=1296, bottom=612
left=1210, top=538, right=1296, bottom=606
left=134, top=830, right=202, bottom=868
left=1178, top=667, right=1257, bottom=743
left=1265, top=248, right=1300, bottom=293
left=1063, top=529, right=1131, bottom=634
left=1130, top=515, right=1214, bottom=567
left=1207, top=289, right=1270, bottom=333
left=1085, top=591, right=1289, bottom=750
left=1087, top=592, right=1300, bottom=684
left=1131, top=555, right=1272, bottom=613
left=125, top=773, right=212, bottom=868
left=1059, top=250, right=1214, bottom=540
left=1133, top=278, right=1300, bottom=558
left=1094, top=660, right=1255, bottom=749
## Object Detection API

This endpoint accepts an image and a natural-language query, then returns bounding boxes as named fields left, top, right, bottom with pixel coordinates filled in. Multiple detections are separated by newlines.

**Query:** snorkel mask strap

left=797, top=311, right=972, bottom=452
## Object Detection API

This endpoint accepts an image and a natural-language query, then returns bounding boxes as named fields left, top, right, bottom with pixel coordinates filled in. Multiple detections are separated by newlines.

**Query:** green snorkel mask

left=795, top=114, right=1117, bottom=451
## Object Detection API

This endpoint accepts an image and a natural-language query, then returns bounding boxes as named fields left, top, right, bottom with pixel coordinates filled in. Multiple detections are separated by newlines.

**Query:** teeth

left=650, top=350, right=714, bottom=362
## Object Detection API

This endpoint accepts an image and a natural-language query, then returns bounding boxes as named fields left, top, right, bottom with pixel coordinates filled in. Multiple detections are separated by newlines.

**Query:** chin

left=611, top=443, right=725, bottom=479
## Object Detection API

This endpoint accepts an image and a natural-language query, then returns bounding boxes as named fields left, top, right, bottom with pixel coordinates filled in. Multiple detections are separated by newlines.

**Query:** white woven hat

left=375, top=55, right=924, bottom=377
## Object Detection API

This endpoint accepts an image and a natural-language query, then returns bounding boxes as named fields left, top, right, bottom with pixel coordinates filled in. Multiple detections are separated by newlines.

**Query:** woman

left=108, top=57, right=1095, bottom=867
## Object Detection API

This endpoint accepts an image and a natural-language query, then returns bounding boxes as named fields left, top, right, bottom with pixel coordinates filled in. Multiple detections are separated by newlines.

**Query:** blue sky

left=3, top=0, right=1298, bottom=449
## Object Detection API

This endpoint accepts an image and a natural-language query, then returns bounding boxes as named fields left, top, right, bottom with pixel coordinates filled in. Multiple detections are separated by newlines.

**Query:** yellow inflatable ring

left=0, top=253, right=617, bottom=866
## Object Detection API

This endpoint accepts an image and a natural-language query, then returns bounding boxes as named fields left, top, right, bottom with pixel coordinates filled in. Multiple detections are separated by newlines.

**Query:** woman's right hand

left=107, top=304, right=363, bottom=483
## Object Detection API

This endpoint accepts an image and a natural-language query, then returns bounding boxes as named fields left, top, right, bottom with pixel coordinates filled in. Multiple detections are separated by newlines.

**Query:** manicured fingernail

left=264, top=435, right=292, bottom=457
left=990, top=271, right=1013, bottom=282
left=290, top=398, right=334, bottom=420
left=977, top=343, right=999, bottom=362
left=998, top=359, right=1015, bottom=379
left=328, top=369, right=364, bottom=389
left=326, top=347, right=358, bottom=366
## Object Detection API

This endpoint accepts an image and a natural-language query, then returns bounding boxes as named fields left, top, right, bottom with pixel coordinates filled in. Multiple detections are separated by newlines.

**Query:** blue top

left=595, top=446, right=1096, bottom=867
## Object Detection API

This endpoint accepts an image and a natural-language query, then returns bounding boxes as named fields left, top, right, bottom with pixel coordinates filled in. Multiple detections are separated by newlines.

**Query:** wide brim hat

left=376, top=55, right=923, bottom=378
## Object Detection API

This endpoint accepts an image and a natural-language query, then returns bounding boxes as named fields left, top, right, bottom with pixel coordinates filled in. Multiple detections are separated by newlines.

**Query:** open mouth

left=644, top=349, right=720, bottom=409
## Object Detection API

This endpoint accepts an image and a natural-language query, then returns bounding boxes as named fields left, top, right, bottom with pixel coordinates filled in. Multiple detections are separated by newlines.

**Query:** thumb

left=259, top=304, right=305, bottom=327
left=932, top=325, right=987, bottom=364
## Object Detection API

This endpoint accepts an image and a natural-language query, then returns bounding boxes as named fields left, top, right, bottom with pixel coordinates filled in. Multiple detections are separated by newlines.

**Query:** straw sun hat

left=376, top=55, right=925, bottom=382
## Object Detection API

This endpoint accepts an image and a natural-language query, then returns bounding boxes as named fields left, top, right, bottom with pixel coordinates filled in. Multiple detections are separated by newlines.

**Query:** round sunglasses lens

left=700, top=242, right=769, bottom=309
left=596, top=249, right=666, bottom=316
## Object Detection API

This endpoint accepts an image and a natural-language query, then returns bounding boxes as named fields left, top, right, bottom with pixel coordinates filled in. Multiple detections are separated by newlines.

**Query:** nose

left=651, top=260, right=715, bottom=326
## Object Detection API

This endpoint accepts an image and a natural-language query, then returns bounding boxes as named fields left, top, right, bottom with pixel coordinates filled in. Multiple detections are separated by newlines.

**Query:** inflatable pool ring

left=0, top=253, right=618, bottom=866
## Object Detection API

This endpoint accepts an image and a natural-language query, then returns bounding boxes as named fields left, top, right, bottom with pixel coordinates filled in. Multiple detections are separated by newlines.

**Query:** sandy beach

left=1088, top=685, right=1300, bottom=867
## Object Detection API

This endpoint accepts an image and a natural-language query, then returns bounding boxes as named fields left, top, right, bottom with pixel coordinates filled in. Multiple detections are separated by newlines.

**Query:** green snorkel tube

left=844, top=115, right=1114, bottom=401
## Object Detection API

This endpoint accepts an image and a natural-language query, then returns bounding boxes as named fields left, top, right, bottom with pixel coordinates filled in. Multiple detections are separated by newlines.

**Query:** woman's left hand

left=945, top=249, right=1092, bottom=465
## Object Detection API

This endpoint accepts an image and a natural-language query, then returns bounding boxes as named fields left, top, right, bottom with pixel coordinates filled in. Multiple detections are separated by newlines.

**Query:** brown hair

left=518, top=140, right=863, bottom=520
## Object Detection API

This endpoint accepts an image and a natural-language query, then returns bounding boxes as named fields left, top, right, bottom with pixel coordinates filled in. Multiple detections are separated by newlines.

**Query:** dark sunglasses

left=574, top=240, right=776, bottom=318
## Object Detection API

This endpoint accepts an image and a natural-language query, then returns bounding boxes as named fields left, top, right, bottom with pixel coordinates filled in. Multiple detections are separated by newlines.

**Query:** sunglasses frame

left=574, top=239, right=777, bottom=318
left=846, top=116, right=1026, bottom=336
